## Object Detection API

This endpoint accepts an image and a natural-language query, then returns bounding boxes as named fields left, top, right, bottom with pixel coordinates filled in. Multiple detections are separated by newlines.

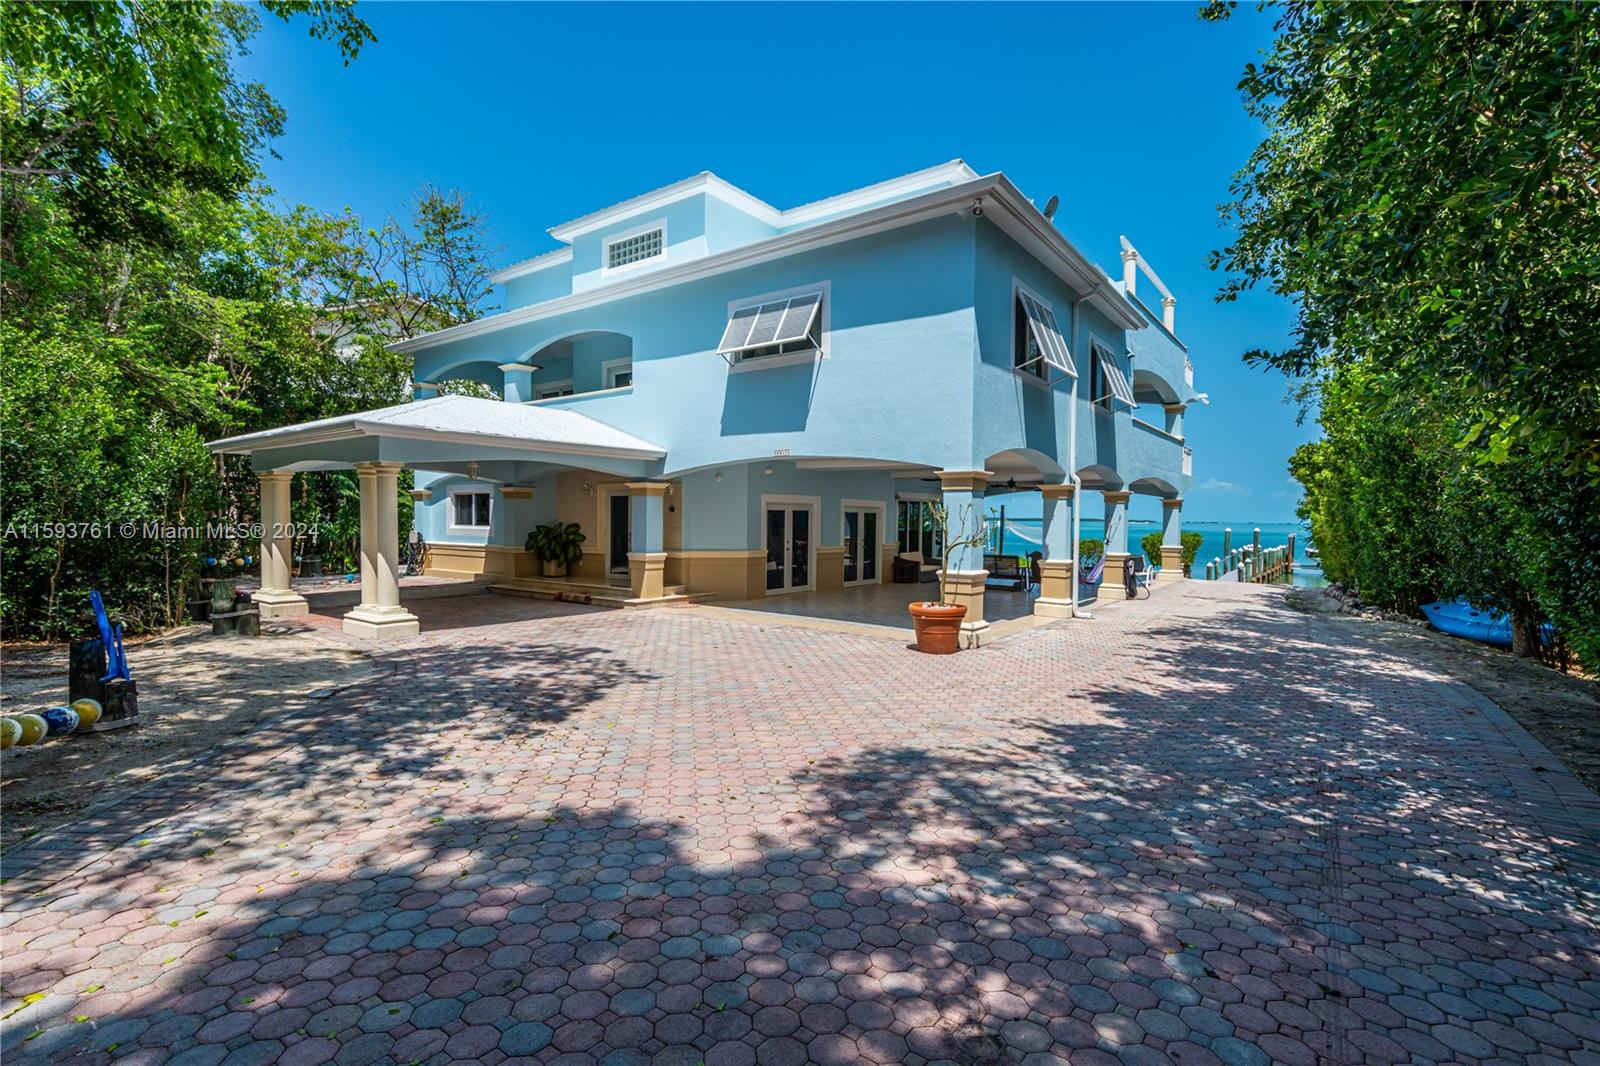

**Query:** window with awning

left=1090, top=340, right=1138, bottom=408
left=1015, top=291, right=1076, bottom=378
left=717, top=292, right=822, bottom=362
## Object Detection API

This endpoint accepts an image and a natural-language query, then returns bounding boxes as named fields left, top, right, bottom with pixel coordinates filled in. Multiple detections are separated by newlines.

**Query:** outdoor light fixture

left=466, top=461, right=479, bottom=481
left=764, top=466, right=773, bottom=475
left=714, top=472, right=722, bottom=482
left=582, top=479, right=594, bottom=495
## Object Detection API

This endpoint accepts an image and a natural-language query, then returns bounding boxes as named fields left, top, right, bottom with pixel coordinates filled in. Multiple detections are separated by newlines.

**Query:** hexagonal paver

left=2, top=584, right=1597, bottom=1066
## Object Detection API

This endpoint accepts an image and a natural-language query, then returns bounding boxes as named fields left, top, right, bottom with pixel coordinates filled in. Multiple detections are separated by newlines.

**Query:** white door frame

left=760, top=494, right=819, bottom=595
left=840, top=499, right=887, bottom=586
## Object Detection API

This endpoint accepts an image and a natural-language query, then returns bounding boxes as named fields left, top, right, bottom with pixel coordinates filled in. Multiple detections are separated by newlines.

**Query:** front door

left=764, top=506, right=812, bottom=593
left=843, top=507, right=880, bottom=586
left=608, top=492, right=630, bottom=577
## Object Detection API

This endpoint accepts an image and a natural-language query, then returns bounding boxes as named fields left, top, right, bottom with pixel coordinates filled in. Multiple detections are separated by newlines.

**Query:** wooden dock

left=1204, top=529, right=1296, bottom=584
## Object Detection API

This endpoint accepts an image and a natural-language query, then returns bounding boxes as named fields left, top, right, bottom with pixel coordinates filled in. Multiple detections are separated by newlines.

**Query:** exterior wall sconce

left=764, top=466, right=773, bottom=475
left=466, top=461, right=480, bottom=481
left=581, top=479, right=594, bottom=495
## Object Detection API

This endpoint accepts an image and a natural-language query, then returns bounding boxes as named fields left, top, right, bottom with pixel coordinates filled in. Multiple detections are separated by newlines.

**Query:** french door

left=842, top=506, right=881, bottom=586
left=764, top=503, right=813, bottom=593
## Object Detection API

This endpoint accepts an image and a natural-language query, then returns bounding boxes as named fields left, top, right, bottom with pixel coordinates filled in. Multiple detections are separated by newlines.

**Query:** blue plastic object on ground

left=1421, top=600, right=1513, bottom=647
left=89, top=590, right=132, bottom=682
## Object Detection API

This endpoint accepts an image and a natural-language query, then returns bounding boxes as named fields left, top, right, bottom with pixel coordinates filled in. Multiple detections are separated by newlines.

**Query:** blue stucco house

left=210, top=161, right=1197, bottom=638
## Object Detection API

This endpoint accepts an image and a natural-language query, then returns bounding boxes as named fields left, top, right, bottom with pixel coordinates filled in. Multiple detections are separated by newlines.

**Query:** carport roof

left=206, top=395, right=667, bottom=461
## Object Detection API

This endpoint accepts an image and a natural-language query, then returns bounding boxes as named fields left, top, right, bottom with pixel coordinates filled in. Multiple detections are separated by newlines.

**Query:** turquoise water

left=991, top=516, right=1326, bottom=587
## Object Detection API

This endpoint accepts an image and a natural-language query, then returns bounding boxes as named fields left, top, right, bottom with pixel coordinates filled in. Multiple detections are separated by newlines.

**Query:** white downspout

left=1069, top=292, right=1089, bottom=619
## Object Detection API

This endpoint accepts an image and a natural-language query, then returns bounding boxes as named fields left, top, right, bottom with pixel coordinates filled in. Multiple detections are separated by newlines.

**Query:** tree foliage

left=0, top=2, right=497, bottom=640
left=1211, top=1, right=1600, bottom=663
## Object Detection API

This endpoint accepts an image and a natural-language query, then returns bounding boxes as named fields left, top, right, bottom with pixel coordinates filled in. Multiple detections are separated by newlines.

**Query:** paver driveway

left=3, top=583, right=1598, bottom=1065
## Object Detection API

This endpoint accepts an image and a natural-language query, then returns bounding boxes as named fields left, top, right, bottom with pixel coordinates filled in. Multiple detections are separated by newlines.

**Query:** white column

left=343, top=462, right=420, bottom=638
left=1121, top=246, right=1139, bottom=296
left=254, top=471, right=308, bottom=618
left=1161, top=296, right=1177, bottom=333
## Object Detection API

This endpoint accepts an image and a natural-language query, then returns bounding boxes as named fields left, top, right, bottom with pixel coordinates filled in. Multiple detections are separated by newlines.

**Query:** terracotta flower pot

left=908, top=601, right=967, bottom=654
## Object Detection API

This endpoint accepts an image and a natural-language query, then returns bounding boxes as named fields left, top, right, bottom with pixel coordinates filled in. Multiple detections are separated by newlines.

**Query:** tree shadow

left=4, top=586, right=1598, bottom=1065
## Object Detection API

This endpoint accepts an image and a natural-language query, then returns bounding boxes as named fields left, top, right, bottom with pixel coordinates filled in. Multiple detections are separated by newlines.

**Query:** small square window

left=607, top=228, right=663, bottom=270
left=451, top=491, right=492, bottom=530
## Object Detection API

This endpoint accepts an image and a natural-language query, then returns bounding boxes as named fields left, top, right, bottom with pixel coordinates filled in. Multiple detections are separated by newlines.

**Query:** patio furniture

left=1078, top=554, right=1106, bottom=588
left=1028, top=551, right=1042, bottom=590
left=984, top=553, right=1027, bottom=590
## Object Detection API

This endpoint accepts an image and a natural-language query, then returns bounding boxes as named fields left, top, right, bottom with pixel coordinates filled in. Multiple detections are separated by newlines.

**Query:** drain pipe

left=1069, top=290, right=1090, bottom=620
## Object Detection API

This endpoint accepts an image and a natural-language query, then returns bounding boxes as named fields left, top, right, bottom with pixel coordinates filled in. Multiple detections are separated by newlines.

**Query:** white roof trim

left=539, top=160, right=977, bottom=247
left=488, top=247, right=573, bottom=286
left=206, top=395, right=666, bottom=461
left=397, top=173, right=1145, bottom=354
left=547, top=172, right=782, bottom=243
left=780, top=160, right=977, bottom=226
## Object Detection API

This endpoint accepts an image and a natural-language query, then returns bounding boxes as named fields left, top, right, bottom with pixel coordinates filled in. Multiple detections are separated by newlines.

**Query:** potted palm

left=525, top=521, right=586, bottom=578
left=907, top=501, right=990, bottom=654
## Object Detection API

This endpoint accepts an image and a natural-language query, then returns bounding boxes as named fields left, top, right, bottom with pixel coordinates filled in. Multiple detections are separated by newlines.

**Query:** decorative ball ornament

left=15, top=714, right=48, bottom=746
left=42, top=706, right=80, bottom=737
left=71, top=698, right=103, bottom=729
left=0, top=718, right=19, bottom=749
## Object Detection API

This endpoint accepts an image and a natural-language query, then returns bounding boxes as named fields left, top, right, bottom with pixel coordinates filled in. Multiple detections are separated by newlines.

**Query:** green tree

left=1210, top=1, right=1600, bottom=662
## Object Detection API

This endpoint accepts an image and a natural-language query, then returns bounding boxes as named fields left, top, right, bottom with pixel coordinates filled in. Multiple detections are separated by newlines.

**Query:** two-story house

left=209, top=161, right=1197, bottom=638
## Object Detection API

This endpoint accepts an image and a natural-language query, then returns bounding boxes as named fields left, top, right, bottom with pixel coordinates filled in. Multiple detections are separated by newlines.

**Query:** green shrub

left=1141, top=532, right=1164, bottom=567
left=1181, top=530, right=1204, bottom=568
left=525, top=521, right=586, bottom=571
left=1078, top=538, right=1103, bottom=565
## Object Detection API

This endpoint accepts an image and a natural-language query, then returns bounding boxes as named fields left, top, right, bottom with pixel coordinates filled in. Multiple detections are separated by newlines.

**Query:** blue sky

left=240, top=1, right=1313, bottom=524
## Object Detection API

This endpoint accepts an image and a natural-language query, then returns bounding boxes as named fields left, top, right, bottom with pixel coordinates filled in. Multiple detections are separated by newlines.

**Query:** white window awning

left=1099, top=351, right=1138, bottom=407
left=718, top=292, right=821, bottom=355
left=1018, top=292, right=1076, bottom=377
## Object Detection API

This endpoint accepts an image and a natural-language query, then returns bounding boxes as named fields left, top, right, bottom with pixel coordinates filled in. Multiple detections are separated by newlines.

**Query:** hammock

left=1078, top=554, right=1106, bottom=587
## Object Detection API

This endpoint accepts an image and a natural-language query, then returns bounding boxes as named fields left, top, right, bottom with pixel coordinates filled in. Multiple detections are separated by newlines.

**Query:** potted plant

left=907, top=501, right=990, bottom=654
left=525, top=521, right=586, bottom=578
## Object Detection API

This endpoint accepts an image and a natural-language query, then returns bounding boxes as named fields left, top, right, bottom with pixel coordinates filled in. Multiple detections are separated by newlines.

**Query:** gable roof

left=206, top=395, right=665, bottom=460
left=491, top=161, right=980, bottom=284
left=395, top=170, right=1147, bottom=354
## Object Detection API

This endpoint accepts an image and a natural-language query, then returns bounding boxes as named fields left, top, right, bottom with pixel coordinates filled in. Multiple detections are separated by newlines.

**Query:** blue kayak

left=1420, top=600, right=1513, bottom=647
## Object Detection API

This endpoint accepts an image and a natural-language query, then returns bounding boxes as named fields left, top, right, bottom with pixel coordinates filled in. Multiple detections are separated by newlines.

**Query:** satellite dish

left=1043, top=195, right=1060, bottom=221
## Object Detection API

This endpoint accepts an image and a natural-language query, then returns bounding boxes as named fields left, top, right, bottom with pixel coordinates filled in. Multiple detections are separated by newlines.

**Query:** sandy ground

left=1287, top=586, right=1600, bottom=796
left=0, top=627, right=376, bottom=851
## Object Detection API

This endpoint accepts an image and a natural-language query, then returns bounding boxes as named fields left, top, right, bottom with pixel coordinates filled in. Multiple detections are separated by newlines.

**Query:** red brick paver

left=3, top=583, right=1597, bottom=1065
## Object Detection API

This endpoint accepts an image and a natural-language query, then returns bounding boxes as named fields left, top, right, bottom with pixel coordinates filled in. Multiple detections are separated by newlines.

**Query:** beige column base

left=1034, top=558, right=1076, bottom=617
left=1159, top=546, right=1185, bottom=581
left=628, top=551, right=667, bottom=600
left=342, top=604, right=420, bottom=639
left=253, top=589, right=310, bottom=619
left=936, top=569, right=990, bottom=637
left=1104, top=553, right=1133, bottom=581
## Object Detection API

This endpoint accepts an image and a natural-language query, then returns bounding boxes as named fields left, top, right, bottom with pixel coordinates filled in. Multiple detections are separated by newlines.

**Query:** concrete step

left=485, top=578, right=712, bottom=610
